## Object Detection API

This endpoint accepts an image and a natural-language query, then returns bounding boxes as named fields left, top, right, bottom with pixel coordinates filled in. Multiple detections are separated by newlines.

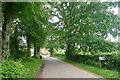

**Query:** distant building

left=40, top=48, right=50, bottom=54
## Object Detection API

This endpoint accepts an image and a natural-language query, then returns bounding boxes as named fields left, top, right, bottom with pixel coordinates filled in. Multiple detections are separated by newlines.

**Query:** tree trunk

left=65, top=44, right=73, bottom=59
left=27, top=38, right=31, bottom=57
left=65, top=33, right=73, bottom=59
left=2, top=2, right=13, bottom=61
left=50, top=48, right=54, bottom=55
left=0, top=2, right=2, bottom=62
left=37, top=46, right=40, bottom=55
left=34, top=41, right=37, bottom=56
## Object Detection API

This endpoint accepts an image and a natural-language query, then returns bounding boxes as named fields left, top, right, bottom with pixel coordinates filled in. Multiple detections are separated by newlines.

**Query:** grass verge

left=51, top=55, right=118, bottom=78
left=22, top=59, right=44, bottom=78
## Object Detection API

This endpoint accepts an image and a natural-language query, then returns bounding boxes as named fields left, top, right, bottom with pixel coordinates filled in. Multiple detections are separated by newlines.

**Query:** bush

left=32, top=55, right=40, bottom=59
left=42, top=53, right=48, bottom=55
left=0, top=60, right=25, bottom=78
left=22, top=57, right=37, bottom=62
left=71, top=54, right=119, bottom=71
left=9, top=51, right=27, bottom=60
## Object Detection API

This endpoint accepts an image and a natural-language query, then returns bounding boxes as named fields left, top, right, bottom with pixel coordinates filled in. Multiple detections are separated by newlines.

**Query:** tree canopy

left=48, top=2, right=119, bottom=57
left=1, top=2, right=119, bottom=60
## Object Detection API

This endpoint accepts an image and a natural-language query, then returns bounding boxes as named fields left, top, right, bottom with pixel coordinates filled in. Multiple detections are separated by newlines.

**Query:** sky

left=49, top=7, right=119, bottom=42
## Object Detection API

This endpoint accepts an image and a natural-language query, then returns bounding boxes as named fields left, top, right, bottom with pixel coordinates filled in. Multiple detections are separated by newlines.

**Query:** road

left=41, top=56, right=105, bottom=79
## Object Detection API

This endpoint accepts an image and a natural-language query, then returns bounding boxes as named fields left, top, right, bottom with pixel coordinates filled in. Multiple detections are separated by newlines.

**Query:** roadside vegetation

left=0, top=56, right=43, bottom=78
left=22, top=57, right=43, bottom=78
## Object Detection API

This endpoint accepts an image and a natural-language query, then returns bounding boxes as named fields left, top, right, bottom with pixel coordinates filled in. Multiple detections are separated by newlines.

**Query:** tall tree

left=11, top=2, right=50, bottom=57
left=2, top=2, right=50, bottom=60
left=51, top=2, right=119, bottom=58
left=2, top=2, right=13, bottom=61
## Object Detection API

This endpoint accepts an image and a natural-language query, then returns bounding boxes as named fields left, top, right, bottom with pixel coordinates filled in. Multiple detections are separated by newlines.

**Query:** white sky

left=107, top=33, right=118, bottom=42
left=48, top=16, right=59, bottom=23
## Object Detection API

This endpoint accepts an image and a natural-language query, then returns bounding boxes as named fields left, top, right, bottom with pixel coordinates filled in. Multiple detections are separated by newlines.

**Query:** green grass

left=22, top=59, right=44, bottom=78
left=42, top=53, right=49, bottom=55
left=94, top=51, right=118, bottom=56
left=54, top=50, right=65, bottom=55
left=51, top=55, right=118, bottom=78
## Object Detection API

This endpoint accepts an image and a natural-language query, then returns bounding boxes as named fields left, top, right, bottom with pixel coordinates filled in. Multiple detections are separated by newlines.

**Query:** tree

left=15, top=2, right=49, bottom=56
left=2, top=2, right=13, bottom=61
left=51, top=2, right=119, bottom=58
left=46, top=28, right=61, bottom=55
left=2, top=2, right=50, bottom=60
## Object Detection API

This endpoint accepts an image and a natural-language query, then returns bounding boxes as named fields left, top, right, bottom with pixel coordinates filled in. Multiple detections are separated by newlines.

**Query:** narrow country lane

left=41, top=56, right=106, bottom=79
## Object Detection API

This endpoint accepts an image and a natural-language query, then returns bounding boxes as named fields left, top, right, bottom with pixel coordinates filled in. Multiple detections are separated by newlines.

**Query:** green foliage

left=18, top=2, right=49, bottom=48
left=53, top=50, right=119, bottom=71
left=51, top=49, right=65, bottom=56
left=9, top=51, right=27, bottom=60
left=0, top=60, right=25, bottom=78
left=78, top=37, right=118, bottom=53
left=22, top=58, right=44, bottom=78
left=32, top=55, right=40, bottom=59
left=46, top=25, right=61, bottom=50
left=0, top=58, right=44, bottom=78
left=49, top=2, right=119, bottom=57
left=71, top=54, right=119, bottom=71
left=7, top=2, right=51, bottom=59
left=42, top=53, right=49, bottom=55
left=22, top=57, right=37, bottom=62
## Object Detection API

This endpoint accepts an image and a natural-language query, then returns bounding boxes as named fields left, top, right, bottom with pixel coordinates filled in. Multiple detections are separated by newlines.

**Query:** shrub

left=9, top=51, right=27, bottom=60
left=1, top=60, right=25, bottom=78
left=71, top=54, right=119, bottom=71
left=22, top=57, right=37, bottom=62
left=42, top=53, right=48, bottom=55
left=32, top=55, right=40, bottom=59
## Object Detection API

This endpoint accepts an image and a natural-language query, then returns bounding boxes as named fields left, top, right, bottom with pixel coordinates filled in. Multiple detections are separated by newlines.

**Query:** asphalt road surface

left=42, top=56, right=105, bottom=79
